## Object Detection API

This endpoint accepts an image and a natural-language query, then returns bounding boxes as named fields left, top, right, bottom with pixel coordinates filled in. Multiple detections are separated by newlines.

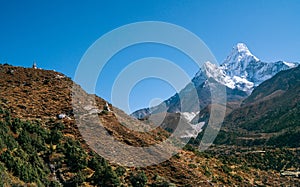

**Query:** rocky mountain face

left=131, top=43, right=298, bottom=122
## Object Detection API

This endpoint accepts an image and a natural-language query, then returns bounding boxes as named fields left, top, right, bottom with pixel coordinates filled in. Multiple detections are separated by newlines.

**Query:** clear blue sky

left=1, top=0, right=300, bottom=113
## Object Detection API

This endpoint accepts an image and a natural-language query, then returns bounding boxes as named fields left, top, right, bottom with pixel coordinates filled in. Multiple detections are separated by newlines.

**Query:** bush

left=64, top=139, right=88, bottom=171
left=115, top=166, right=126, bottom=177
left=92, top=165, right=120, bottom=186
left=0, top=108, right=125, bottom=185
left=188, top=164, right=197, bottom=168
left=49, top=181, right=62, bottom=187
left=71, top=171, right=86, bottom=186
left=151, top=174, right=174, bottom=187
left=130, top=171, right=147, bottom=187
left=221, top=164, right=232, bottom=174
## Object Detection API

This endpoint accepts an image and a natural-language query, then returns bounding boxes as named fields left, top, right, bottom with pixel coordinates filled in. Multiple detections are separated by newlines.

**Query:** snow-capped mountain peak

left=202, top=61, right=254, bottom=93
left=231, top=43, right=259, bottom=62
left=131, top=42, right=298, bottom=122
left=200, top=43, right=297, bottom=94
left=235, top=43, right=254, bottom=54
left=222, top=43, right=259, bottom=74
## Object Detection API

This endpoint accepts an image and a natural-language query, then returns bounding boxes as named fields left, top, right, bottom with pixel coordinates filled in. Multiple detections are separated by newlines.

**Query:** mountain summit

left=188, top=43, right=297, bottom=94
left=217, top=43, right=297, bottom=93
left=223, top=43, right=260, bottom=71
left=132, top=43, right=298, bottom=121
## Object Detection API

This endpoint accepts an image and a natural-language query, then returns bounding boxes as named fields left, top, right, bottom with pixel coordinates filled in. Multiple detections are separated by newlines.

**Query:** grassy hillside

left=0, top=64, right=299, bottom=186
left=213, top=65, right=300, bottom=147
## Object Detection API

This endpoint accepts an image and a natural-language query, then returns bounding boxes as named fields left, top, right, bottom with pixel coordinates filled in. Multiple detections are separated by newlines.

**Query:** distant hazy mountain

left=131, top=43, right=298, bottom=121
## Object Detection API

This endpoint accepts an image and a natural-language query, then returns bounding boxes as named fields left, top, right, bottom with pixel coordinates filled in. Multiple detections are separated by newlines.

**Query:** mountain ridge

left=213, top=65, right=300, bottom=146
left=131, top=43, right=298, bottom=121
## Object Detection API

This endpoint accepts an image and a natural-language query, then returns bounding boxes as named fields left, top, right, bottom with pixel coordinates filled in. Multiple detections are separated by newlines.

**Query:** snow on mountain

left=203, top=61, right=235, bottom=89
left=191, top=69, right=207, bottom=87
left=177, top=43, right=299, bottom=138
left=201, top=60, right=254, bottom=94
left=180, top=122, right=205, bottom=139
left=222, top=43, right=260, bottom=78
left=131, top=42, right=298, bottom=122
left=232, top=76, right=254, bottom=93
left=181, top=112, right=199, bottom=122
left=204, top=43, right=298, bottom=93
left=283, top=61, right=298, bottom=68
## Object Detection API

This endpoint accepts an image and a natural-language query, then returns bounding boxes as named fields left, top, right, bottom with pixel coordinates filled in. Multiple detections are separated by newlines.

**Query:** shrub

left=115, top=166, right=126, bottom=177
left=130, top=171, right=147, bottom=187
left=64, top=139, right=88, bottom=171
left=92, top=165, right=120, bottom=186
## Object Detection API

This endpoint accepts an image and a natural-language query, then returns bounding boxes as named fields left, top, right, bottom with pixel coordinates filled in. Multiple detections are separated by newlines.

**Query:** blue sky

left=1, top=0, right=300, bottom=113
